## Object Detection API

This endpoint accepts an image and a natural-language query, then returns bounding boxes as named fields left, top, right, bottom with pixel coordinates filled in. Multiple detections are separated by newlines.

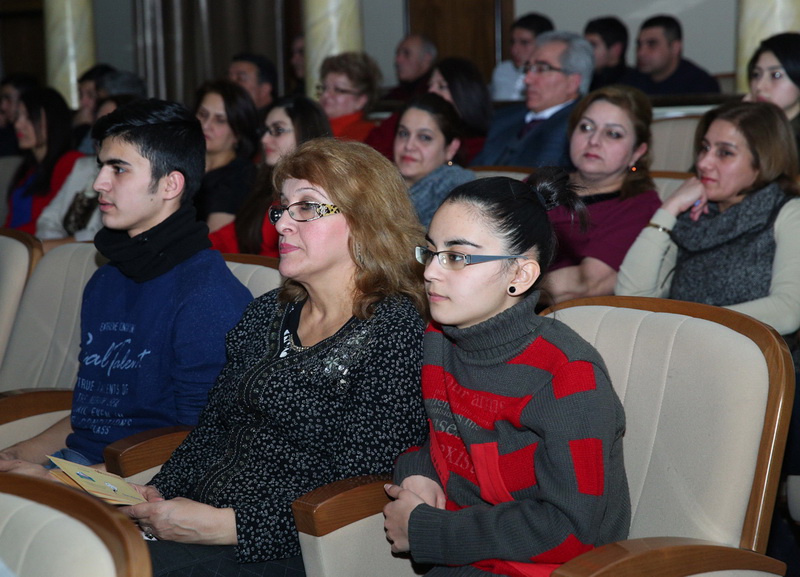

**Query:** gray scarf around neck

left=668, top=182, right=788, bottom=307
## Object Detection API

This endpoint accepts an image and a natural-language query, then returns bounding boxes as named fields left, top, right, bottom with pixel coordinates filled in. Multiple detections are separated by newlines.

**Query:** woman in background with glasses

left=124, top=139, right=429, bottom=577
left=210, top=95, right=331, bottom=256
left=317, top=52, right=382, bottom=142
left=384, top=169, right=631, bottom=576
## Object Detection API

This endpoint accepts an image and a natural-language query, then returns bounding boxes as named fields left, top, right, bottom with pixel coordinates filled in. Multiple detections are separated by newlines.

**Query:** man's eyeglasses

left=523, top=61, right=567, bottom=75
left=415, top=247, right=525, bottom=271
left=268, top=201, right=341, bottom=225
left=260, top=124, right=294, bottom=137
left=315, top=84, right=361, bottom=97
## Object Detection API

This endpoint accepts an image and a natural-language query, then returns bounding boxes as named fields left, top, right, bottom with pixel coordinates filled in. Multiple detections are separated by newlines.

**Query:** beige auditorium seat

left=650, top=115, right=702, bottom=172
left=651, top=170, right=693, bottom=202
left=472, top=165, right=532, bottom=181
left=0, top=155, right=23, bottom=226
left=0, top=474, right=151, bottom=577
left=0, top=229, right=42, bottom=367
left=291, top=296, right=792, bottom=577
left=0, top=243, right=104, bottom=448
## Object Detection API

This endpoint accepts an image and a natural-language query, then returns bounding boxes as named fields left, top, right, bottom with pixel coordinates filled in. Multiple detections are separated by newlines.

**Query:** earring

left=629, top=165, right=637, bottom=172
left=447, top=160, right=453, bottom=166
left=508, top=286, right=517, bottom=294
left=354, top=242, right=364, bottom=265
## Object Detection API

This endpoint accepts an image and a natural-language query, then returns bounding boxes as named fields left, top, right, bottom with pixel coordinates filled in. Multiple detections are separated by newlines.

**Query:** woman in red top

left=210, top=95, right=331, bottom=256
left=5, top=87, right=82, bottom=234
left=317, top=52, right=382, bottom=142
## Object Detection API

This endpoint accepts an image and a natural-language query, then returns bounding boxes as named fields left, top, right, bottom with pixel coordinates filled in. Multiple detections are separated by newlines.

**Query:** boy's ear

left=161, top=171, right=185, bottom=202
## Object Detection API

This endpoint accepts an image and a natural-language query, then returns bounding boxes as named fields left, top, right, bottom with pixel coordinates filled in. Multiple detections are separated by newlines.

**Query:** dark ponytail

left=444, top=167, right=586, bottom=288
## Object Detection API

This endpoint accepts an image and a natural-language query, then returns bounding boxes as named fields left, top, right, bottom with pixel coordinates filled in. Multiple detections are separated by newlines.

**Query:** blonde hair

left=272, top=138, right=427, bottom=318
left=320, top=52, right=383, bottom=113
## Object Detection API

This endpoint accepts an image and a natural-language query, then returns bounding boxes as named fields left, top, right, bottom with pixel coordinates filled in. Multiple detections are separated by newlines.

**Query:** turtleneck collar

left=94, top=203, right=211, bottom=283
left=439, top=291, right=546, bottom=363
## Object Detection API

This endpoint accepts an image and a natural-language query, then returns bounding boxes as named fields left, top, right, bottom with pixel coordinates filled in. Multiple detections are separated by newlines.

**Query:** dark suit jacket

left=471, top=101, right=576, bottom=168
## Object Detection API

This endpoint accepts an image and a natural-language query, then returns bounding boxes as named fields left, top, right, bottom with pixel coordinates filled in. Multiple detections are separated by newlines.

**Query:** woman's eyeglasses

left=415, top=246, right=525, bottom=270
left=268, top=201, right=341, bottom=225
left=261, top=124, right=294, bottom=137
left=315, top=84, right=361, bottom=97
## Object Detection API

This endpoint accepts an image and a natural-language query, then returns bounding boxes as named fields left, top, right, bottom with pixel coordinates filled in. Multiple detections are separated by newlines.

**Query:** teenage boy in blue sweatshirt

left=0, top=99, right=252, bottom=473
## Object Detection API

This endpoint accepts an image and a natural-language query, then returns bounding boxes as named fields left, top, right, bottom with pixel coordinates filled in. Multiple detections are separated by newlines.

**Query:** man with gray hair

left=472, top=31, right=594, bottom=168
left=384, top=34, right=437, bottom=102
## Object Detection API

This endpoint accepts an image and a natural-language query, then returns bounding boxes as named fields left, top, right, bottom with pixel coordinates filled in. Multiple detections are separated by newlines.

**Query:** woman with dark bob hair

left=542, top=85, right=660, bottom=304
left=385, top=170, right=630, bottom=575
left=368, top=57, right=492, bottom=165
left=5, top=87, right=82, bottom=233
left=210, top=95, right=332, bottom=255
left=747, top=32, right=800, bottom=153
left=617, top=100, right=800, bottom=342
left=428, top=57, right=492, bottom=164
left=318, top=51, right=382, bottom=142
left=122, top=138, right=429, bottom=577
left=193, top=79, right=259, bottom=232
left=394, top=92, right=475, bottom=227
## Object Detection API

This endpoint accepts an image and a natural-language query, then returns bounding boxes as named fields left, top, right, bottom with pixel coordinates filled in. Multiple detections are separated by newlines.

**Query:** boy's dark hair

left=231, top=52, right=278, bottom=87
left=92, top=98, right=205, bottom=203
left=0, top=72, right=39, bottom=93
left=641, top=15, right=682, bottom=43
left=78, top=64, right=116, bottom=84
left=512, top=12, right=554, bottom=37
left=584, top=16, right=629, bottom=62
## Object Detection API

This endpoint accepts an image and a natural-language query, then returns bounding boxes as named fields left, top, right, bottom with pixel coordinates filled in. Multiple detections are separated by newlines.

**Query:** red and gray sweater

left=393, top=294, right=630, bottom=577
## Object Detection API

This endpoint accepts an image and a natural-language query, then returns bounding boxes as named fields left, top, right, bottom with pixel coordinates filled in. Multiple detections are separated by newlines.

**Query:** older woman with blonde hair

left=318, top=51, right=382, bottom=142
left=542, top=84, right=661, bottom=304
left=122, top=138, right=428, bottom=577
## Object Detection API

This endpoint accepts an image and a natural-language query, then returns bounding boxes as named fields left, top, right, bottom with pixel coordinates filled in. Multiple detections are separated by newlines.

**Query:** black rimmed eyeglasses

left=415, top=246, right=525, bottom=271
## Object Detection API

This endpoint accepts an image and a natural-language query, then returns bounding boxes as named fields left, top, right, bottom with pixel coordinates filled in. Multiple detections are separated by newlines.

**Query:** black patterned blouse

left=150, top=290, right=427, bottom=563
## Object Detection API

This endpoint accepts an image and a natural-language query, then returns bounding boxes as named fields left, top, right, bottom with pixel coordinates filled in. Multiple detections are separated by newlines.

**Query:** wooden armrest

left=103, top=425, right=192, bottom=478
left=552, top=537, right=786, bottom=577
left=292, top=474, right=392, bottom=537
left=0, top=388, right=73, bottom=425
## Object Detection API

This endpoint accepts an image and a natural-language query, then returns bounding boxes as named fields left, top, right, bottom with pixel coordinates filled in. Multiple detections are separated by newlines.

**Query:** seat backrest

left=0, top=474, right=151, bottom=577
left=223, top=253, right=282, bottom=298
left=544, top=296, right=792, bottom=554
left=0, top=155, right=23, bottom=226
left=0, top=243, right=105, bottom=392
left=651, top=170, right=693, bottom=201
left=650, top=115, right=702, bottom=172
left=472, top=165, right=531, bottom=181
left=0, top=229, right=42, bottom=367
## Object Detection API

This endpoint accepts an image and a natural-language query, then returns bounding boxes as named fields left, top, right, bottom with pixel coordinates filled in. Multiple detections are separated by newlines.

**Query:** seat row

left=0, top=232, right=794, bottom=577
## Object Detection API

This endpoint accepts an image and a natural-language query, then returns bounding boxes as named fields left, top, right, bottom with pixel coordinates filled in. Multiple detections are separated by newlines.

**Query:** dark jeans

left=147, top=541, right=305, bottom=577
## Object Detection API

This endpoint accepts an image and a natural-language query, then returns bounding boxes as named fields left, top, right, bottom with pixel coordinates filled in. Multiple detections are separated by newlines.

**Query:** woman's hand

left=383, top=483, right=427, bottom=553
left=400, top=475, right=445, bottom=509
left=662, top=177, right=709, bottom=221
left=121, top=496, right=238, bottom=545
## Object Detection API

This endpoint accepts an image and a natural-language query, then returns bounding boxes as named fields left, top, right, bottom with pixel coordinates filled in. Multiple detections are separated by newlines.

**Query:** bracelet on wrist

left=646, top=222, right=671, bottom=234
